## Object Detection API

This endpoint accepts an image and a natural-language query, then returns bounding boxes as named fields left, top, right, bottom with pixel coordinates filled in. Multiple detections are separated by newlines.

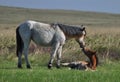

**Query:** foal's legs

left=48, top=42, right=60, bottom=69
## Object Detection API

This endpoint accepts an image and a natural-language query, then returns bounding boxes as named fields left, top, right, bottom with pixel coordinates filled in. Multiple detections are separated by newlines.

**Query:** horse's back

left=18, top=20, right=53, bottom=34
left=21, top=20, right=56, bottom=46
left=19, top=20, right=52, bottom=29
left=17, top=20, right=65, bottom=46
left=31, top=24, right=56, bottom=46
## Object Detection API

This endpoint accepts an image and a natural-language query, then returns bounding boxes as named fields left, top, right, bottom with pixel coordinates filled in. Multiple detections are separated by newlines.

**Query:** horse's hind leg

left=56, top=45, right=63, bottom=68
left=48, top=42, right=60, bottom=69
left=23, top=40, right=31, bottom=68
left=19, top=29, right=31, bottom=68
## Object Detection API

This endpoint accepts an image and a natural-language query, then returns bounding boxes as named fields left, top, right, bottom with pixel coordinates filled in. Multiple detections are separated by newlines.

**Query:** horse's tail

left=16, top=26, right=24, bottom=57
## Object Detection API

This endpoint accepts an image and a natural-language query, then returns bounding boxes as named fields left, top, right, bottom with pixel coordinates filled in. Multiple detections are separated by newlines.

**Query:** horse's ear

left=82, top=27, right=85, bottom=31
left=81, top=25, right=85, bottom=31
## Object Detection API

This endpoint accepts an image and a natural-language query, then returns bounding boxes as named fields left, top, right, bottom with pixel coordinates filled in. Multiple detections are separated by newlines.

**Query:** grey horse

left=16, top=20, right=87, bottom=69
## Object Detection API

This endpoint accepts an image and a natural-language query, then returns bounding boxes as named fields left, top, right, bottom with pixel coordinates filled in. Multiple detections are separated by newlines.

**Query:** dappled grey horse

left=16, top=20, right=87, bottom=69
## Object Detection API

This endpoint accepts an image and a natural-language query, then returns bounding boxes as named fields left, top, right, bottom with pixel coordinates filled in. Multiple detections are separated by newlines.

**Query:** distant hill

left=0, top=6, right=120, bottom=27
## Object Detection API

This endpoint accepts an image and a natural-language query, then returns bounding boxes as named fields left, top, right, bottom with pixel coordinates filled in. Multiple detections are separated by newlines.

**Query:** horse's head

left=76, top=25, right=86, bottom=48
left=56, top=23, right=86, bottom=49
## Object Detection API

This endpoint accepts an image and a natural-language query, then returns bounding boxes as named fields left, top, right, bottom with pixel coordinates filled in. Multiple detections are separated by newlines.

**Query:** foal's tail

left=16, top=27, right=24, bottom=57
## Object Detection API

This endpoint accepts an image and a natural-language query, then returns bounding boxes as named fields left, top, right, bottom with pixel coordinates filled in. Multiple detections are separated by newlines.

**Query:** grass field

left=0, top=6, right=120, bottom=82
left=0, top=60, right=120, bottom=82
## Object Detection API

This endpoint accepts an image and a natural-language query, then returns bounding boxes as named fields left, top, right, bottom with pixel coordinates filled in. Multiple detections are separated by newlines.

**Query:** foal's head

left=82, top=47, right=98, bottom=70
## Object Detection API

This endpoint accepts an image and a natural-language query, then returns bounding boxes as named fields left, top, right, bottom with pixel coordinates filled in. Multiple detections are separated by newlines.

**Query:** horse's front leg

left=48, top=42, right=60, bottom=69
left=56, top=45, right=63, bottom=68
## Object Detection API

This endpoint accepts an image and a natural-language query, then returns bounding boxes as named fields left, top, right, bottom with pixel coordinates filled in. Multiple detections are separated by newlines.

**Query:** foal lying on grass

left=62, top=48, right=98, bottom=70
left=82, top=47, right=98, bottom=70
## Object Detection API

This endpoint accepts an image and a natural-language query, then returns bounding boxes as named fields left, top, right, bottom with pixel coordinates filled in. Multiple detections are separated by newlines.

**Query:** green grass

left=0, top=60, right=120, bottom=82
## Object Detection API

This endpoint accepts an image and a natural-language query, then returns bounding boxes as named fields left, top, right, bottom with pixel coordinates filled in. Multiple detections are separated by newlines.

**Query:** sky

left=0, top=0, right=120, bottom=14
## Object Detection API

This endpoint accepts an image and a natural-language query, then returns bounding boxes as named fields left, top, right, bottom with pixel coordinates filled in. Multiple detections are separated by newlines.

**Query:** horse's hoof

left=27, top=65, right=31, bottom=69
left=56, top=65, right=61, bottom=69
left=18, top=64, right=22, bottom=68
left=48, top=64, right=52, bottom=69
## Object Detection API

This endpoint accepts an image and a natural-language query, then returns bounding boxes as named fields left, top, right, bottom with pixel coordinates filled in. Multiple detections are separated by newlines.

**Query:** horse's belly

left=34, top=37, right=53, bottom=46
left=32, top=31, right=54, bottom=46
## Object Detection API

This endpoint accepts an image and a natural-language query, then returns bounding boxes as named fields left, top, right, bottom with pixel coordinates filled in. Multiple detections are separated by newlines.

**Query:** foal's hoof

left=27, top=65, right=31, bottom=69
left=48, top=64, right=52, bottom=69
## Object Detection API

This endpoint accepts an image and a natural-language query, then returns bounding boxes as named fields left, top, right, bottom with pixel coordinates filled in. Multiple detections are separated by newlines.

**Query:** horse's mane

left=57, top=23, right=86, bottom=36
